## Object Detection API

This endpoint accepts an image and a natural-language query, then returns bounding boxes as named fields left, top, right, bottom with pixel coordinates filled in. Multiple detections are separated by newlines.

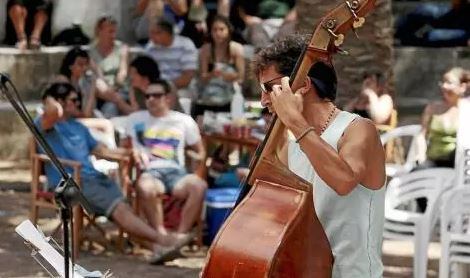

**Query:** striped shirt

left=144, top=35, right=198, bottom=82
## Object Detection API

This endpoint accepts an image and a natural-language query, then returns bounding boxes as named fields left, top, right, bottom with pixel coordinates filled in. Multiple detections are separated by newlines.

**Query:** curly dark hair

left=42, top=82, right=76, bottom=101
left=253, top=34, right=337, bottom=101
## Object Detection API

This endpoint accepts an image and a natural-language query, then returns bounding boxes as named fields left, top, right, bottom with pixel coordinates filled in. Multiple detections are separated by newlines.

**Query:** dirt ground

left=0, top=161, right=204, bottom=278
left=0, top=161, right=430, bottom=278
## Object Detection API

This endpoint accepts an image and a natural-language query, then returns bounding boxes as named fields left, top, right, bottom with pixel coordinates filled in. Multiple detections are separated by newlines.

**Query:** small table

left=202, top=133, right=260, bottom=151
left=201, top=133, right=261, bottom=172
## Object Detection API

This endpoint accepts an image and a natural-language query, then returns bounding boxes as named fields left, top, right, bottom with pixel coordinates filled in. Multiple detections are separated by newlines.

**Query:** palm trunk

left=296, top=0, right=394, bottom=105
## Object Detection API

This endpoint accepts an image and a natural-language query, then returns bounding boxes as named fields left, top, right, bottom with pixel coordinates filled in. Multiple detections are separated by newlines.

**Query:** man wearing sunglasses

left=254, top=35, right=386, bottom=277
left=125, top=79, right=207, bottom=263
left=35, top=82, right=184, bottom=261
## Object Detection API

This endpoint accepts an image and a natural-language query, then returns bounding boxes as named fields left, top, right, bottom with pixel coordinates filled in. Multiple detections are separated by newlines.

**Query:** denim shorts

left=145, top=167, right=187, bottom=194
left=80, top=172, right=124, bottom=217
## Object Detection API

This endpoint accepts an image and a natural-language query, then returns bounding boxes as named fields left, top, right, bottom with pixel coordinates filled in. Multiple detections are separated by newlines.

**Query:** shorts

left=145, top=167, right=187, bottom=194
left=80, top=172, right=124, bottom=217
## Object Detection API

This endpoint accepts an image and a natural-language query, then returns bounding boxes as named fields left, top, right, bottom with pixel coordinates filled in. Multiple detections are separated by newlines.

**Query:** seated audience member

left=229, top=0, right=296, bottom=48
left=395, top=0, right=470, bottom=47
left=4, top=0, right=53, bottom=49
left=417, top=67, right=469, bottom=169
left=56, top=46, right=96, bottom=118
left=414, top=67, right=468, bottom=212
left=132, top=0, right=188, bottom=45
left=180, top=0, right=234, bottom=48
left=55, top=46, right=118, bottom=155
left=125, top=80, right=207, bottom=259
left=144, top=19, right=198, bottom=103
left=194, top=15, right=245, bottom=121
left=129, top=55, right=161, bottom=110
left=344, top=71, right=393, bottom=125
left=89, top=16, right=131, bottom=118
left=35, top=82, right=185, bottom=260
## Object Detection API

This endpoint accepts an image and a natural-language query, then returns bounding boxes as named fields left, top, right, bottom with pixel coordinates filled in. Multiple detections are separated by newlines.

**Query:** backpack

left=52, top=25, right=90, bottom=46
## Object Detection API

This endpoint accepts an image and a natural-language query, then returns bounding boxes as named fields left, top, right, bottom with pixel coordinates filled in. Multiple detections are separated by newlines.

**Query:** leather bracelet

left=295, top=126, right=315, bottom=143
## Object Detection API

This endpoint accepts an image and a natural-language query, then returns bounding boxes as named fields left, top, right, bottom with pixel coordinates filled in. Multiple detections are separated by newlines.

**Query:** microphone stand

left=0, top=74, right=93, bottom=278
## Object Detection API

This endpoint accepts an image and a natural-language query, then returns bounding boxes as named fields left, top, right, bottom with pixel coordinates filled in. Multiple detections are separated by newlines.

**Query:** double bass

left=202, top=0, right=376, bottom=276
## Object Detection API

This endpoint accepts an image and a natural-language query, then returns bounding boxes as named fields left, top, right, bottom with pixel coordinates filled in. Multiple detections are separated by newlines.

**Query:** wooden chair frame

left=30, top=139, right=132, bottom=258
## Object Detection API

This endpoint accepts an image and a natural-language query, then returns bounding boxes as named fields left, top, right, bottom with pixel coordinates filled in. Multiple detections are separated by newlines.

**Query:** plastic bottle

left=231, top=83, right=244, bottom=121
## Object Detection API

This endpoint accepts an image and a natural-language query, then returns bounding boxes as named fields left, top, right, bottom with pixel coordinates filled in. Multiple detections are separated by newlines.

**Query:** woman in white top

left=195, top=15, right=245, bottom=120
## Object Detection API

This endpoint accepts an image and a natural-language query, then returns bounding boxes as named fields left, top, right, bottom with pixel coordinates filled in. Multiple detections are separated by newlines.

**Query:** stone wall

left=0, top=46, right=144, bottom=101
left=394, top=47, right=470, bottom=112
left=0, top=47, right=67, bottom=100
left=0, top=102, right=37, bottom=160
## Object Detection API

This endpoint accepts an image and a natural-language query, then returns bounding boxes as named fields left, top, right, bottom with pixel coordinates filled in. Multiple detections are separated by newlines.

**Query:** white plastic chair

left=380, top=124, right=426, bottom=177
left=439, top=187, right=470, bottom=278
left=384, top=168, right=455, bottom=278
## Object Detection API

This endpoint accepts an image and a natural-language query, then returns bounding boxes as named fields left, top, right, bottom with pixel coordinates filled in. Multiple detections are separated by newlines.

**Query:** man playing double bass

left=255, top=34, right=386, bottom=277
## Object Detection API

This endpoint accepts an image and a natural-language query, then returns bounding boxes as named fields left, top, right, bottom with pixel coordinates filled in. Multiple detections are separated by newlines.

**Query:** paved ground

left=0, top=160, right=443, bottom=278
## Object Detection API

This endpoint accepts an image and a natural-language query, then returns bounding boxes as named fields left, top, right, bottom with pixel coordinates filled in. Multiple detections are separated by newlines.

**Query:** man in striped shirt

left=145, top=19, right=198, bottom=102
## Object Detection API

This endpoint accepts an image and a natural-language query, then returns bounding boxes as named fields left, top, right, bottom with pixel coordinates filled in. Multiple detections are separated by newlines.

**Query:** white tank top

left=288, top=111, right=385, bottom=278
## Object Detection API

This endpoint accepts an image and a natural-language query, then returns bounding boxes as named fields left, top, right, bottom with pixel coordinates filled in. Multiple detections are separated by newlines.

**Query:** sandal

left=29, top=36, right=41, bottom=50
left=149, top=232, right=194, bottom=265
left=15, top=35, right=27, bottom=51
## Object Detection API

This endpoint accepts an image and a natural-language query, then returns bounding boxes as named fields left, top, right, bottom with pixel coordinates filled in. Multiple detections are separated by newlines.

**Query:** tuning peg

left=326, top=28, right=344, bottom=46
left=346, top=0, right=365, bottom=29
left=334, top=34, right=345, bottom=47
left=353, top=17, right=365, bottom=29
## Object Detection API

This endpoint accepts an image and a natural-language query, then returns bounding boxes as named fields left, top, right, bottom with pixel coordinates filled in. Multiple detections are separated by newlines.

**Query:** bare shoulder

left=341, top=117, right=379, bottom=145
left=338, top=116, right=384, bottom=161
left=340, top=116, right=385, bottom=189
left=230, top=41, right=244, bottom=55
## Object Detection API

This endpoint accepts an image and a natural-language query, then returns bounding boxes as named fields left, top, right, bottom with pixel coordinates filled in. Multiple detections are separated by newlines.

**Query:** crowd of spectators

left=16, top=0, right=289, bottom=263
left=3, top=0, right=470, bottom=265
left=394, top=0, right=469, bottom=47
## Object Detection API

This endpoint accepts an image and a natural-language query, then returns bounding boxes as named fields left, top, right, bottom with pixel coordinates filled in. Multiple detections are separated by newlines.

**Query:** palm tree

left=296, top=0, right=394, bottom=105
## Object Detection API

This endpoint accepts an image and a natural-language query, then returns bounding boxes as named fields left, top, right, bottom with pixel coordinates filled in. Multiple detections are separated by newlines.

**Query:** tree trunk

left=296, top=0, right=394, bottom=105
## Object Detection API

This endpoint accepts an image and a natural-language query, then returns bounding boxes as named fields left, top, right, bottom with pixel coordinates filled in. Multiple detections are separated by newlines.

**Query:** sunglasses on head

left=260, top=76, right=284, bottom=94
left=144, top=92, right=167, bottom=100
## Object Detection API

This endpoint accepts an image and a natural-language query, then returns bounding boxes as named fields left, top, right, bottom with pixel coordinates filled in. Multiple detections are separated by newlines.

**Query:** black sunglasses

left=67, top=97, right=81, bottom=104
left=260, top=76, right=284, bottom=94
left=145, top=92, right=167, bottom=100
